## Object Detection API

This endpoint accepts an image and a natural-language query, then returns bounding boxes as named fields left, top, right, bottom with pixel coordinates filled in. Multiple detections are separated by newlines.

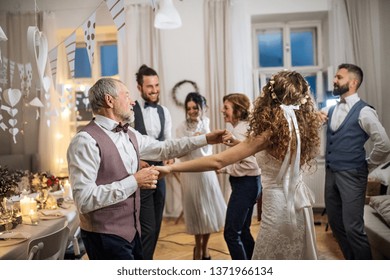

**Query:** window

left=75, top=46, right=92, bottom=78
left=253, top=21, right=324, bottom=105
left=100, top=43, right=118, bottom=77
left=73, top=42, right=118, bottom=79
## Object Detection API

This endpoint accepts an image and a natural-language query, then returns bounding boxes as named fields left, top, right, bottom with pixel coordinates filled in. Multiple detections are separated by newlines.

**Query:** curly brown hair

left=248, top=70, right=321, bottom=167
left=223, top=93, right=251, bottom=121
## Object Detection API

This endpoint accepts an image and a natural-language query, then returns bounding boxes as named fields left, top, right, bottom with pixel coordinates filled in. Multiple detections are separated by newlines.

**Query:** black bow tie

left=144, top=102, right=157, bottom=108
left=113, top=122, right=130, bottom=133
left=338, top=98, right=346, bottom=104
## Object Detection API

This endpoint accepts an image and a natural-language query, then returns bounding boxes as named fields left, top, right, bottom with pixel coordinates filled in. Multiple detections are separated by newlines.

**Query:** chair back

left=27, top=221, right=70, bottom=260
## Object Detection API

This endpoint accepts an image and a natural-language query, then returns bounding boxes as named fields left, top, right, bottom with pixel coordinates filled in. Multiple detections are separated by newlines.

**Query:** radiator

left=302, top=158, right=326, bottom=208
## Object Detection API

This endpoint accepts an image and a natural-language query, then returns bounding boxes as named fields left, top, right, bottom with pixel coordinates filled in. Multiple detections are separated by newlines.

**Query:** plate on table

left=0, top=231, right=31, bottom=247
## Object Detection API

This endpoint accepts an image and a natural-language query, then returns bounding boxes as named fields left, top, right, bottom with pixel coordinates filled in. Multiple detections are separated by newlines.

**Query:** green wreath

left=171, top=80, right=199, bottom=107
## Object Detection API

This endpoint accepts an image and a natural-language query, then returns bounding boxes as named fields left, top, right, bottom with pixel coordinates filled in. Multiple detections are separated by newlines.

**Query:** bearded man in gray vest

left=67, top=78, right=225, bottom=260
left=321, top=63, right=390, bottom=259
left=132, top=64, right=174, bottom=260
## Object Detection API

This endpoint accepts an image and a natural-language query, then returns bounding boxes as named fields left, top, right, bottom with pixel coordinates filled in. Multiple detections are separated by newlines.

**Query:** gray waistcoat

left=326, top=100, right=369, bottom=171
left=79, top=121, right=141, bottom=243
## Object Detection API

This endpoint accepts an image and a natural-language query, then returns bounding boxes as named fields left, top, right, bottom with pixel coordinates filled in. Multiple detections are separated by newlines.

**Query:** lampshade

left=154, top=0, right=182, bottom=29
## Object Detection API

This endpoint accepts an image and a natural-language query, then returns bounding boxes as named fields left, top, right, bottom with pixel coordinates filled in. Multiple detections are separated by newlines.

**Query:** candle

left=20, top=196, right=31, bottom=216
left=63, top=180, right=73, bottom=200
left=29, top=209, right=39, bottom=225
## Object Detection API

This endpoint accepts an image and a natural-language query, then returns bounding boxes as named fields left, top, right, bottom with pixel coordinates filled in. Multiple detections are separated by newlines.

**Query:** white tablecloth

left=0, top=204, right=79, bottom=260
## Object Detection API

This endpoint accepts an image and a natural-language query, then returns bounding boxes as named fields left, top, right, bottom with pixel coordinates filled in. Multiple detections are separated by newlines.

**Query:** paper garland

left=106, top=0, right=126, bottom=42
left=64, top=32, right=76, bottom=79
left=2, top=88, right=22, bottom=143
left=82, top=12, right=96, bottom=66
left=1, top=0, right=130, bottom=143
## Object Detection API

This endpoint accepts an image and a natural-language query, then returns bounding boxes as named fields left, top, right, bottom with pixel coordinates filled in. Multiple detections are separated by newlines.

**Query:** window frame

left=252, top=20, right=324, bottom=101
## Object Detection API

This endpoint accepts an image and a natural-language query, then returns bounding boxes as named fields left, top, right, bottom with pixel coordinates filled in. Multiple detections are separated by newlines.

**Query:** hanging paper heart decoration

left=8, top=119, right=17, bottom=127
left=45, top=93, right=50, bottom=100
left=43, top=76, right=51, bottom=92
left=27, top=26, right=48, bottom=88
left=9, top=127, right=19, bottom=136
left=3, top=88, right=22, bottom=107
left=29, top=97, right=44, bottom=107
left=9, top=108, right=18, bottom=117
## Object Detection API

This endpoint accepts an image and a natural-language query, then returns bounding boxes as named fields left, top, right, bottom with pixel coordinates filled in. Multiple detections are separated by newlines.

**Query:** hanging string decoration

left=25, top=63, right=33, bottom=96
left=64, top=32, right=76, bottom=79
left=48, top=47, right=58, bottom=89
left=82, top=12, right=96, bottom=66
left=105, top=0, right=126, bottom=42
left=2, top=88, right=22, bottom=143
left=29, top=97, right=44, bottom=120
left=27, top=26, right=48, bottom=90
left=9, top=60, right=15, bottom=85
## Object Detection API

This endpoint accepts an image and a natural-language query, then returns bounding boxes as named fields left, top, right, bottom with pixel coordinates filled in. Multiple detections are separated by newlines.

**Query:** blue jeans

left=224, top=175, right=261, bottom=260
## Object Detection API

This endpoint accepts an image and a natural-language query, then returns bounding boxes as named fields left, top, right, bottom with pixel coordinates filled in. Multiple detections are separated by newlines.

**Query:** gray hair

left=88, top=78, right=121, bottom=113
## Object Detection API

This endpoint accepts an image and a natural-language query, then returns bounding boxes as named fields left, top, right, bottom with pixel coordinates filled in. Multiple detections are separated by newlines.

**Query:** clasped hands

left=134, top=166, right=160, bottom=189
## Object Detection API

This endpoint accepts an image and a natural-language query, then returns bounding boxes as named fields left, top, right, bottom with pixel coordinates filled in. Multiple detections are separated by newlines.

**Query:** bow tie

left=144, top=102, right=157, bottom=108
left=338, top=98, right=346, bottom=104
left=113, top=122, right=130, bottom=133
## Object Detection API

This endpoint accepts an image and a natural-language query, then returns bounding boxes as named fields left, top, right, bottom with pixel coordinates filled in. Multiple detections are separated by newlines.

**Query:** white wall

left=158, top=0, right=206, bottom=137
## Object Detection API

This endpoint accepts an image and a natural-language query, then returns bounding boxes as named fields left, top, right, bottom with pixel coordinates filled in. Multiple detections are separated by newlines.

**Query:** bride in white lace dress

left=252, top=150, right=317, bottom=259
left=157, top=70, right=322, bottom=259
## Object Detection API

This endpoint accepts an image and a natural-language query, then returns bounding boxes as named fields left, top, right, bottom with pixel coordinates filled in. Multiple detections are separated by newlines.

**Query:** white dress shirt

left=138, top=99, right=172, bottom=140
left=67, top=115, right=207, bottom=214
left=322, top=93, right=390, bottom=166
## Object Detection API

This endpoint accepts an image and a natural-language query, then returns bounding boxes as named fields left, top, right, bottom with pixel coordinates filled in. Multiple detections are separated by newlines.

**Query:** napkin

left=39, top=209, right=64, bottom=217
left=0, top=231, right=30, bottom=240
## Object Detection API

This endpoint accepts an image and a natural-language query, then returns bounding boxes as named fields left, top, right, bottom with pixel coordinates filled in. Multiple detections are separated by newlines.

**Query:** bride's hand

left=154, top=165, right=172, bottom=179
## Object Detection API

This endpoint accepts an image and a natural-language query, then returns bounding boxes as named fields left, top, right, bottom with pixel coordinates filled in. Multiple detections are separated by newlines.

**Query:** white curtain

left=328, top=0, right=382, bottom=119
left=328, top=0, right=355, bottom=69
left=229, top=0, right=254, bottom=99
left=118, top=4, right=164, bottom=102
left=345, top=0, right=382, bottom=118
left=40, top=11, right=72, bottom=176
left=204, top=0, right=231, bottom=201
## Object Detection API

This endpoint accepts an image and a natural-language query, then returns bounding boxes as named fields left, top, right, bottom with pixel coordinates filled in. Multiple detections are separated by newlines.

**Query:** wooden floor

left=154, top=210, right=344, bottom=260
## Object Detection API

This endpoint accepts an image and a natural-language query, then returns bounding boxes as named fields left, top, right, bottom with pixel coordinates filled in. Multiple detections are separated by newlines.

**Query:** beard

left=141, top=90, right=159, bottom=104
left=332, top=82, right=349, bottom=96
left=127, top=110, right=135, bottom=125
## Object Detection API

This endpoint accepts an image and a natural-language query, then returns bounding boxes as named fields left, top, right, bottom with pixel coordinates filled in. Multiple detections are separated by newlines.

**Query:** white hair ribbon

left=276, top=104, right=305, bottom=227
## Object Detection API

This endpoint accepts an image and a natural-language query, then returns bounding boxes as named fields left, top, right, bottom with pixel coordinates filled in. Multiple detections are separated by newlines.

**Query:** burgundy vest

left=79, top=121, right=141, bottom=243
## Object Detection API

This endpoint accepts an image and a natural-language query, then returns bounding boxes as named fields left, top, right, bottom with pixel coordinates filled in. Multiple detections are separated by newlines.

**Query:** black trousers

left=139, top=165, right=166, bottom=260
left=81, top=230, right=143, bottom=260
left=325, top=167, right=372, bottom=260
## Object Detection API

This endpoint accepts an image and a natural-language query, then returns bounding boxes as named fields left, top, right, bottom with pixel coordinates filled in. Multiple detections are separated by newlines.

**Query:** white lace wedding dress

left=251, top=105, right=318, bottom=260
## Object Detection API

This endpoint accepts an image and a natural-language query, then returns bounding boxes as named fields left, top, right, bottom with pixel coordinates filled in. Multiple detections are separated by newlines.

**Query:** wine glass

left=35, top=188, right=49, bottom=209
left=0, top=198, right=14, bottom=231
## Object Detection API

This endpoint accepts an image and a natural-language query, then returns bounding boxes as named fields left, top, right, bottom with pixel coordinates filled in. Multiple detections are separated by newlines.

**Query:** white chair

left=27, top=221, right=70, bottom=260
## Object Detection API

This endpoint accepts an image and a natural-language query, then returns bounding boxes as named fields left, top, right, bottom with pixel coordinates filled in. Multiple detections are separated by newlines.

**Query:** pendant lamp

left=154, top=0, right=182, bottom=29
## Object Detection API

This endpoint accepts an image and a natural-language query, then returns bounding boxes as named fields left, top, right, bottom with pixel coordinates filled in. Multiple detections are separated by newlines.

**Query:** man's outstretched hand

left=205, top=129, right=227, bottom=144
